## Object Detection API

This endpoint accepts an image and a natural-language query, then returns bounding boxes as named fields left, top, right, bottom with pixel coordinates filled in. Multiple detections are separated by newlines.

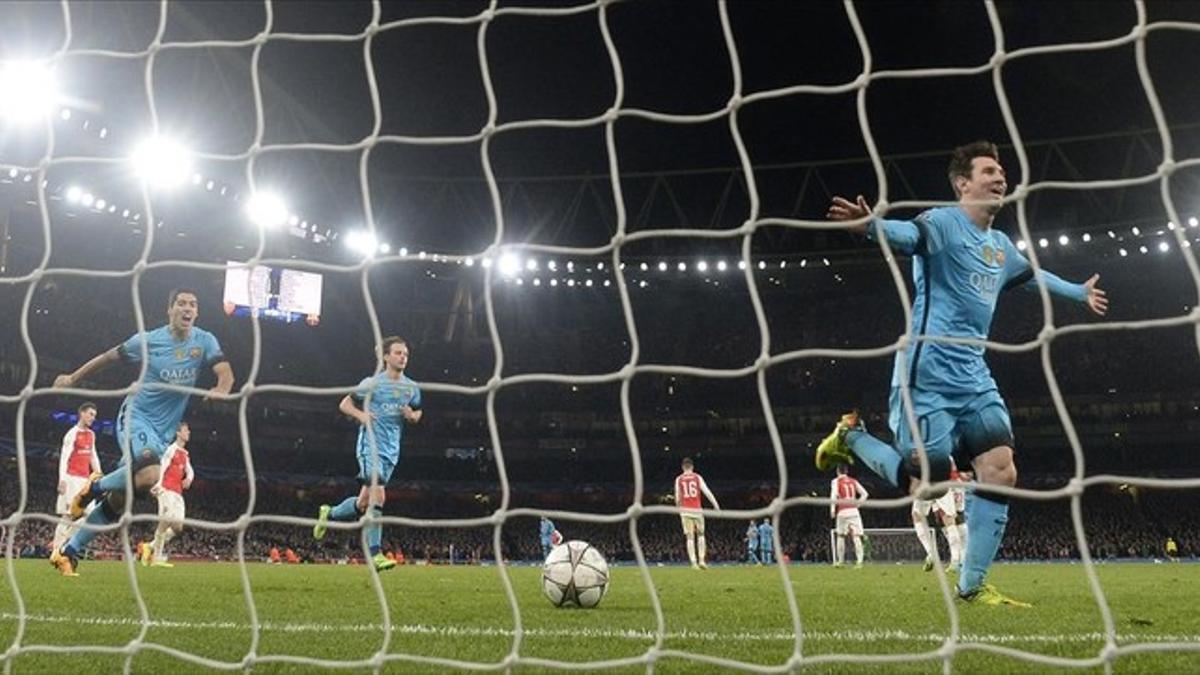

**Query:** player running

left=818, top=141, right=1107, bottom=606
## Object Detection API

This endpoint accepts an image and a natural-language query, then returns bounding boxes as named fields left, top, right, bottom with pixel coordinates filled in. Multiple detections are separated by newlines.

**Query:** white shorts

left=912, top=498, right=934, bottom=519
left=680, top=513, right=705, bottom=536
left=56, top=475, right=90, bottom=515
left=835, top=510, right=864, bottom=537
left=157, top=490, right=185, bottom=523
left=933, top=490, right=958, bottom=518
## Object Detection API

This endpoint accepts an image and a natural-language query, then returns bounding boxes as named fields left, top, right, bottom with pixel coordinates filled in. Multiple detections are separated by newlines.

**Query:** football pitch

left=1, top=560, right=1197, bottom=673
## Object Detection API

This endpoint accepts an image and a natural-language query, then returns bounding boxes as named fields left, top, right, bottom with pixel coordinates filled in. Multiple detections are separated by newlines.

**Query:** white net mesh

left=2, top=0, right=1199, bottom=672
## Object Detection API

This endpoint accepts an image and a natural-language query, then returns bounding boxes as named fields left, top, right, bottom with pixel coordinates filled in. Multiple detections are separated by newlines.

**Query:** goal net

left=2, top=0, right=1199, bottom=673
left=829, top=528, right=937, bottom=565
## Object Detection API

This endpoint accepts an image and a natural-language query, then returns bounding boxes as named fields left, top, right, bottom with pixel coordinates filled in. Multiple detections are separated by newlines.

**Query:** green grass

left=1, top=559, right=1197, bottom=673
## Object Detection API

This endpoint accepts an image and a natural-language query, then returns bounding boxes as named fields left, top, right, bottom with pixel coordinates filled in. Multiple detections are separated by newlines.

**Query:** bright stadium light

left=245, top=191, right=288, bottom=228
left=499, top=252, right=520, bottom=277
left=677, top=262, right=687, bottom=272
left=1159, top=241, right=1170, bottom=253
left=737, top=261, right=746, bottom=270
left=378, top=243, right=390, bottom=254
left=1131, top=226, right=1140, bottom=236
left=80, top=193, right=94, bottom=207
left=1188, top=217, right=1198, bottom=228
left=1016, top=240, right=1028, bottom=251
left=66, top=186, right=82, bottom=203
left=526, top=258, right=538, bottom=271
left=1058, top=234, right=1069, bottom=246
left=696, top=261, right=708, bottom=272
left=548, top=260, right=558, bottom=272
left=131, top=136, right=193, bottom=188
left=1081, top=233, right=1092, bottom=242
left=1038, top=238, right=1049, bottom=248
left=657, top=261, right=667, bottom=272
left=757, top=261, right=766, bottom=270
left=0, top=61, right=58, bottom=124
left=716, top=260, right=727, bottom=272
left=1118, top=248, right=1128, bottom=257
left=343, top=229, right=377, bottom=257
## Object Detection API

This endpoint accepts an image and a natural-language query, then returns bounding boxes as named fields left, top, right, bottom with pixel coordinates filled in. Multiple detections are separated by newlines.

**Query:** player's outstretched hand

left=827, top=194, right=871, bottom=222
left=1083, top=274, right=1108, bottom=316
left=53, top=374, right=74, bottom=389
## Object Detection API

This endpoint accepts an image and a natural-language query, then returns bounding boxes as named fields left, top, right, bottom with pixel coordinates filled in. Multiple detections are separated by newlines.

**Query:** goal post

left=829, top=527, right=937, bottom=565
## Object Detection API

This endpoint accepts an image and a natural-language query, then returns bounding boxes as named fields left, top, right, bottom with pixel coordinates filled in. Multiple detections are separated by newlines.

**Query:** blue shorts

left=888, top=387, right=1014, bottom=466
left=115, top=413, right=170, bottom=464
left=356, top=438, right=398, bottom=486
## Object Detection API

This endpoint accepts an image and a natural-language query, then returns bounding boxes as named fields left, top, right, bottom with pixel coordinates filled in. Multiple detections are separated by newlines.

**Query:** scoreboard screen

left=221, top=262, right=323, bottom=325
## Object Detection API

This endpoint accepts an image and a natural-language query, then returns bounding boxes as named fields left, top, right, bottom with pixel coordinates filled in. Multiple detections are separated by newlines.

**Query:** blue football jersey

left=353, top=372, right=422, bottom=462
left=868, top=207, right=1086, bottom=395
left=118, top=325, right=225, bottom=443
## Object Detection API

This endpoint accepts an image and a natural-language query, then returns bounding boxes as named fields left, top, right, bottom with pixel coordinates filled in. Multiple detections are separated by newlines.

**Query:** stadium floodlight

left=1016, top=239, right=1028, bottom=251
left=1058, top=235, right=1069, bottom=246
left=6, top=168, right=16, bottom=178
left=378, top=243, right=390, bottom=254
left=603, top=279, right=611, bottom=287
left=0, top=61, right=58, bottom=124
left=94, top=198, right=106, bottom=210
left=464, top=257, right=474, bottom=267
left=737, top=261, right=746, bottom=270
left=1131, top=226, right=1140, bottom=236
left=59, top=108, right=71, bottom=120
left=1139, top=245, right=1148, bottom=254
left=526, top=258, right=538, bottom=271
left=757, top=261, right=766, bottom=270
left=66, top=186, right=82, bottom=203
left=677, top=262, right=687, bottom=272
left=549, top=278, right=558, bottom=287
left=548, top=260, right=558, bottom=272
left=1038, top=238, right=1049, bottom=248
left=1082, top=233, right=1092, bottom=242
left=1118, top=248, right=1128, bottom=257
left=131, top=136, right=193, bottom=188
left=696, top=261, right=708, bottom=272
left=80, top=193, right=94, bottom=207
left=498, top=252, right=520, bottom=277
left=657, top=261, right=667, bottom=272
left=244, top=191, right=288, bottom=228
left=1168, top=221, right=1176, bottom=230
left=532, top=278, right=541, bottom=287
left=585, top=279, right=593, bottom=287
left=716, top=260, right=727, bottom=272
left=1158, top=241, right=1170, bottom=252
left=639, top=262, right=648, bottom=272
left=343, top=229, right=377, bottom=257
left=399, top=247, right=409, bottom=256
left=1189, top=217, right=1198, bottom=228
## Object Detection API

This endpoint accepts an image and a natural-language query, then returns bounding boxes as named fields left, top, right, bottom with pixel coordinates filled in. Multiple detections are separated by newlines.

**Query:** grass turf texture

left=0, top=560, right=1197, bottom=673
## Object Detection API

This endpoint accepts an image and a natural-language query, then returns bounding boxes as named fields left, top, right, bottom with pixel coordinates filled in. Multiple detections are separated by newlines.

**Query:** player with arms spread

left=674, top=457, right=720, bottom=570
left=50, top=289, right=233, bottom=576
left=313, top=336, right=422, bottom=572
left=52, top=402, right=102, bottom=552
left=141, top=421, right=194, bottom=568
left=817, top=141, right=1108, bottom=606
left=830, top=464, right=869, bottom=568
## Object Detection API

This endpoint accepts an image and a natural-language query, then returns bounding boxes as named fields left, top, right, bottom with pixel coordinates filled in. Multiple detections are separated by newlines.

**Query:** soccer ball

left=541, top=540, right=609, bottom=608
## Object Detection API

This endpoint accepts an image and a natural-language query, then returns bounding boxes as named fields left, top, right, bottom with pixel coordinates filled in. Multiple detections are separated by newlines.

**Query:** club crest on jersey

left=981, top=244, right=1005, bottom=267
left=190, top=346, right=202, bottom=359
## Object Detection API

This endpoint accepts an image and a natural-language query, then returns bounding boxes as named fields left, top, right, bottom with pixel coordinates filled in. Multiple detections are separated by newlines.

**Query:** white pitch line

left=1, top=613, right=1198, bottom=645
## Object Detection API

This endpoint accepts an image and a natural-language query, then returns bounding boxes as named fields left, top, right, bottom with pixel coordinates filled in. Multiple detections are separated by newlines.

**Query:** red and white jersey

left=830, top=475, right=868, bottom=517
left=674, top=472, right=714, bottom=511
left=59, top=426, right=98, bottom=479
left=159, top=443, right=193, bottom=495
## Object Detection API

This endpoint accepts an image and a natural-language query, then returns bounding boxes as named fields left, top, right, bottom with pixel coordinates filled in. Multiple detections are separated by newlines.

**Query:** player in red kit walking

left=53, top=402, right=103, bottom=554
left=830, top=464, right=869, bottom=568
left=674, top=457, right=720, bottom=570
left=141, top=422, right=194, bottom=568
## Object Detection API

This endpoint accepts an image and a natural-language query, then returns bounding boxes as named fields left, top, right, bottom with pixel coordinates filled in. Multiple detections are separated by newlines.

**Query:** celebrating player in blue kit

left=312, top=336, right=422, bottom=572
left=50, top=289, right=234, bottom=576
left=819, top=141, right=1108, bottom=606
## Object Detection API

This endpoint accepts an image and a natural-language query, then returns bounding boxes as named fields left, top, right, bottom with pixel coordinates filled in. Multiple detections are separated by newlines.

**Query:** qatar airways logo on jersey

left=158, top=366, right=198, bottom=383
left=968, top=271, right=1000, bottom=297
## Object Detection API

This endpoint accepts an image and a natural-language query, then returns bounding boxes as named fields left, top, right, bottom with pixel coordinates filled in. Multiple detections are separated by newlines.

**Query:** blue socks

left=92, top=465, right=129, bottom=497
left=328, top=496, right=360, bottom=522
left=63, top=505, right=113, bottom=557
left=366, top=505, right=383, bottom=555
left=958, top=492, right=1009, bottom=595
left=845, top=430, right=903, bottom=488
